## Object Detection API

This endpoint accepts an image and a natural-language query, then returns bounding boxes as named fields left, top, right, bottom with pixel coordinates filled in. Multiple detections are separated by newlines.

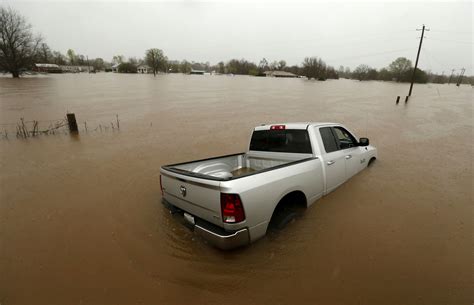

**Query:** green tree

left=76, top=54, right=85, bottom=66
left=389, top=57, right=412, bottom=82
left=326, top=66, right=339, bottom=79
left=0, top=7, right=42, bottom=77
left=51, top=51, right=66, bottom=65
left=377, top=68, right=392, bottom=81
left=367, top=68, right=378, bottom=80
left=112, top=55, right=124, bottom=65
left=180, top=60, right=191, bottom=74
left=93, top=58, right=105, bottom=71
left=278, top=60, right=286, bottom=70
left=145, top=48, right=166, bottom=76
left=217, top=61, right=225, bottom=74
left=412, top=68, right=428, bottom=83
left=225, top=59, right=257, bottom=75
left=66, top=49, right=76, bottom=65
left=118, top=61, right=137, bottom=73
left=167, top=60, right=180, bottom=73
left=286, top=65, right=301, bottom=76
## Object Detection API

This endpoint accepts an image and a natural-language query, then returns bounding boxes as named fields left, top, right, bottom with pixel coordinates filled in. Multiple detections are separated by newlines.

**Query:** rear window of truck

left=249, top=129, right=312, bottom=153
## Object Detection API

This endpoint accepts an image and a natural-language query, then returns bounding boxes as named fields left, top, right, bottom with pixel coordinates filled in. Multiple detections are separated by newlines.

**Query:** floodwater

left=0, top=73, right=472, bottom=305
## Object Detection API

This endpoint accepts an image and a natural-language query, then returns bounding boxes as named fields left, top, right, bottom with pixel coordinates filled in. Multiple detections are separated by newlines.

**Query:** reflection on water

left=0, top=74, right=472, bottom=305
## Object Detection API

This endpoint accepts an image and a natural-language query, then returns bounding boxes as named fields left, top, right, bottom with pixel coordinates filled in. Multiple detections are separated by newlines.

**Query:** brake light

left=221, top=193, right=245, bottom=223
left=270, top=125, right=285, bottom=130
left=159, top=175, right=163, bottom=195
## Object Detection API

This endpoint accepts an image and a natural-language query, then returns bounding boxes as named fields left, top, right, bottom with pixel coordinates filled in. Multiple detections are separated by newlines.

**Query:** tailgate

left=160, top=169, right=223, bottom=226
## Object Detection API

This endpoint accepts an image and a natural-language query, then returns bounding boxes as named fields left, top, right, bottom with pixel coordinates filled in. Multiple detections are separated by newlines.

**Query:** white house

left=112, top=63, right=120, bottom=73
left=137, top=65, right=150, bottom=74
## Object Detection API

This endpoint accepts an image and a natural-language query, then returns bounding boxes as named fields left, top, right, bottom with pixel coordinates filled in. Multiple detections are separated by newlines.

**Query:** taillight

left=270, top=125, right=285, bottom=130
left=159, top=175, right=163, bottom=195
left=221, top=193, right=245, bottom=223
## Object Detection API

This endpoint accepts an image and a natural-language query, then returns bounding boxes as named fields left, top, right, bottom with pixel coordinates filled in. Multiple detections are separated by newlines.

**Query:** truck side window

left=333, top=127, right=357, bottom=149
left=319, top=127, right=338, bottom=153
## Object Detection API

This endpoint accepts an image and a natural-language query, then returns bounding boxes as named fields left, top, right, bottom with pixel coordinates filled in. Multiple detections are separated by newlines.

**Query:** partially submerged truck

left=160, top=123, right=377, bottom=249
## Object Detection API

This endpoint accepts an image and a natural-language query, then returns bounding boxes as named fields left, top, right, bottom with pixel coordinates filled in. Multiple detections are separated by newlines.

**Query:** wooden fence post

left=67, top=113, right=79, bottom=133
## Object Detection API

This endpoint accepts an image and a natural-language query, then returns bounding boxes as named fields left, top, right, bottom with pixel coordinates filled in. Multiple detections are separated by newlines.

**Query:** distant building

left=190, top=69, right=205, bottom=75
left=34, top=63, right=62, bottom=73
left=264, top=71, right=299, bottom=78
left=137, top=65, right=150, bottom=74
left=112, top=63, right=120, bottom=73
left=60, top=65, right=94, bottom=73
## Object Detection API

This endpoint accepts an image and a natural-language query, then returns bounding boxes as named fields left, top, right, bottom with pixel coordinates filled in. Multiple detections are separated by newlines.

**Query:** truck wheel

left=273, top=211, right=299, bottom=230
left=269, top=192, right=306, bottom=231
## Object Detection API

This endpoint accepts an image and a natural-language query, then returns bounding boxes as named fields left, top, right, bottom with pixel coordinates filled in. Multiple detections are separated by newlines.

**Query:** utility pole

left=456, top=68, right=465, bottom=86
left=448, top=69, right=455, bottom=84
left=408, top=24, right=429, bottom=97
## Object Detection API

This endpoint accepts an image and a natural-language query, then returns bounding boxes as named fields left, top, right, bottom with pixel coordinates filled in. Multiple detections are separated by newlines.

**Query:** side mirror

left=359, top=137, right=369, bottom=146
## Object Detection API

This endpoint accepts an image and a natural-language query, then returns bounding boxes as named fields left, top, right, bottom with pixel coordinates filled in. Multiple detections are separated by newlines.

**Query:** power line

left=427, top=38, right=473, bottom=45
left=326, top=48, right=412, bottom=62
left=422, top=47, right=451, bottom=72
left=430, top=29, right=473, bottom=34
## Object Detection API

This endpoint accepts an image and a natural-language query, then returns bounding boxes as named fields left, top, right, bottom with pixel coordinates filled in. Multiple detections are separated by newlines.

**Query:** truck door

left=319, top=127, right=346, bottom=193
left=332, top=126, right=364, bottom=178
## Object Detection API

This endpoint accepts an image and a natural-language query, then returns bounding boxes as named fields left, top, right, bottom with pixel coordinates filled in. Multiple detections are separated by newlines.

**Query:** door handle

left=345, top=155, right=352, bottom=159
left=327, top=160, right=335, bottom=165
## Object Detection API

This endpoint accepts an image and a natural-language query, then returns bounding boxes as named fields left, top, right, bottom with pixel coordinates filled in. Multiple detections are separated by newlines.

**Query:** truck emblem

left=180, top=185, right=187, bottom=197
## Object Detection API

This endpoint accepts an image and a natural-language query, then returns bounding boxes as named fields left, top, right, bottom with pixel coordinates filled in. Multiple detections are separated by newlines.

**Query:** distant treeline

left=52, top=48, right=471, bottom=85
left=30, top=44, right=473, bottom=84
left=0, top=6, right=472, bottom=84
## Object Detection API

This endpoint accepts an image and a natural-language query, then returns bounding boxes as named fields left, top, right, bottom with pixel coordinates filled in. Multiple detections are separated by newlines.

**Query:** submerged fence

left=0, top=113, right=120, bottom=140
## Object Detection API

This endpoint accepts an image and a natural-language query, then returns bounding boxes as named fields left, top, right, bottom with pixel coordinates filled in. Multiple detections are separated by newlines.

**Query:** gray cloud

left=3, top=0, right=472, bottom=73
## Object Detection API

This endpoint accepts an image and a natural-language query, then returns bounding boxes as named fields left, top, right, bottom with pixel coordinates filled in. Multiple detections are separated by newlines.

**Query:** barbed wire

left=0, top=114, right=121, bottom=140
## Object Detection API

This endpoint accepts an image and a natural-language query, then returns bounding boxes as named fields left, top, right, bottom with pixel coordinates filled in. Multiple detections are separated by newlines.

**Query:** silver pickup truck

left=160, top=122, right=377, bottom=250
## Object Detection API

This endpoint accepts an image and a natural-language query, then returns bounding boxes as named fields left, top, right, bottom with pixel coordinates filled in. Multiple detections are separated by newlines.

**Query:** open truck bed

left=162, top=151, right=313, bottom=180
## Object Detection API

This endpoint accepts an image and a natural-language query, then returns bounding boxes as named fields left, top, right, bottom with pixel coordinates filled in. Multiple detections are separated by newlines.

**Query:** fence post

left=66, top=113, right=79, bottom=133
left=405, top=96, right=409, bottom=103
left=396, top=96, right=400, bottom=104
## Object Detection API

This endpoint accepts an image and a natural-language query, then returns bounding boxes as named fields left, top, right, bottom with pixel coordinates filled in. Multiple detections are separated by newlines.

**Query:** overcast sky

left=2, top=0, right=473, bottom=74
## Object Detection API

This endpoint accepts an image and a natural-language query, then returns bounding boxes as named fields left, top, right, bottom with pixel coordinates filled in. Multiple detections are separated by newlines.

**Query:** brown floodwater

left=0, top=73, right=472, bottom=305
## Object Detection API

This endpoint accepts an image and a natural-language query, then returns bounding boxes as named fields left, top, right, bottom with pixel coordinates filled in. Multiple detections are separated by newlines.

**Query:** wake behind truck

left=160, top=122, right=377, bottom=249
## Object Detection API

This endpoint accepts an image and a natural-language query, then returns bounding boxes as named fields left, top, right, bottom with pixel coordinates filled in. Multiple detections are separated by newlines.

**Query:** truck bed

left=162, top=152, right=313, bottom=180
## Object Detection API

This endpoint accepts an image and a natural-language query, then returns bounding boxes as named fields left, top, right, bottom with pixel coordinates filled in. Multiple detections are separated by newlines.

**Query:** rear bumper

left=162, top=199, right=250, bottom=250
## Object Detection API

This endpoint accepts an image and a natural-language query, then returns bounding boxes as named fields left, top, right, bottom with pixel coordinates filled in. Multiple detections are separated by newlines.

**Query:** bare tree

left=0, top=6, right=42, bottom=77
left=145, top=48, right=166, bottom=76
left=38, top=42, right=51, bottom=63
left=353, top=64, right=370, bottom=81
left=302, top=57, right=327, bottom=80
left=258, top=58, right=268, bottom=71
left=180, top=60, right=191, bottom=74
